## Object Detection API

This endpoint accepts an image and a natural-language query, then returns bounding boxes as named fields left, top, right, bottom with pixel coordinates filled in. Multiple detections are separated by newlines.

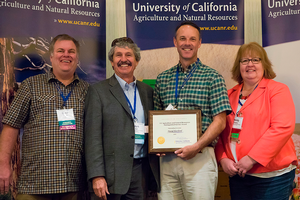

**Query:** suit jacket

left=84, top=75, right=160, bottom=194
left=215, top=78, right=297, bottom=173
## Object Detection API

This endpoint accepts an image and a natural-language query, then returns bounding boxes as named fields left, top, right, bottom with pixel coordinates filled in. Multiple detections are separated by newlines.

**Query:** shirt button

left=131, top=136, right=134, bottom=139
left=130, top=154, right=133, bottom=157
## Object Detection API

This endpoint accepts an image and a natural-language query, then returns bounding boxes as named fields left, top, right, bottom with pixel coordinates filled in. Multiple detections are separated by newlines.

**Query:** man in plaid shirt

left=154, top=21, right=231, bottom=200
left=0, top=34, right=89, bottom=200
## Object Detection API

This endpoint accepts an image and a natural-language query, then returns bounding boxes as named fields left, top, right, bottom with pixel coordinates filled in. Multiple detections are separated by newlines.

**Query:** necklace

left=239, top=93, right=249, bottom=100
left=239, top=84, right=259, bottom=100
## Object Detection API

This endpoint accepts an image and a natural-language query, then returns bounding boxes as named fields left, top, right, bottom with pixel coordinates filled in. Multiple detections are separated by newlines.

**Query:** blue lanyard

left=238, top=99, right=244, bottom=107
left=55, top=82, right=74, bottom=108
left=238, top=84, right=258, bottom=106
left=124, top=85, right=137, bottom=120
left=238, top=99, right=245, bottom=107
left=175, top=59, right=198, bottom=105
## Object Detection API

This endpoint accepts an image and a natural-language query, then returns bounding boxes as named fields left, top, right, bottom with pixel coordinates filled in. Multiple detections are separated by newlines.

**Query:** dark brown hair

left=49, top=34, right=80, bottom=55
left=175, top=21, right=201, bottom=39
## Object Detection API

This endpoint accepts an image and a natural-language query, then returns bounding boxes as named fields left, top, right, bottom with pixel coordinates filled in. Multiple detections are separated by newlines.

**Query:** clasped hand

left=221, top=156, right=256, bottom=178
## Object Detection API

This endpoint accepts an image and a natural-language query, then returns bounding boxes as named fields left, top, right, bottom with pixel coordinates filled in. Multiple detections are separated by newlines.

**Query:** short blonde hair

left=231, top=42, right=276, bottom=84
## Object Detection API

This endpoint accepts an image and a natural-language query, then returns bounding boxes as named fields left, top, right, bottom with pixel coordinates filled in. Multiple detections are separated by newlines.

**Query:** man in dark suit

left=85, top=37, right=160, bottom=200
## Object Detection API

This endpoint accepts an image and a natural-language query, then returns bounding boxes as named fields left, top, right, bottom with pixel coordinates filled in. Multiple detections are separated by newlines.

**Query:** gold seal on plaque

left=157, top=136, right=165, bottom=144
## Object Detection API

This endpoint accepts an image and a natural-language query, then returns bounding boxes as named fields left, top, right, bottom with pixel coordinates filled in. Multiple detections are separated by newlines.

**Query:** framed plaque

left=148, top=110, right=201, bottom=153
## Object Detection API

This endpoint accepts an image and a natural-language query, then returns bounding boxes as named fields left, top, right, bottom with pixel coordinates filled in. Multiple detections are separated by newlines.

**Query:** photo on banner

left=125, top=0, right=244, bottom=90
left=262, top=1, right=300, bottom=199
left=0, top=0, right=106, bottom=199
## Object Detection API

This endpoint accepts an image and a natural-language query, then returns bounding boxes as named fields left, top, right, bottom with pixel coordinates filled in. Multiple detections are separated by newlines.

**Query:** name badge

left=231, top=116, right=243, bottom=143
left=135, top=122, right=145, bottom=144
left=233, top=116, right=243, bottom=130
left=56, top=109, right=76, bottom=130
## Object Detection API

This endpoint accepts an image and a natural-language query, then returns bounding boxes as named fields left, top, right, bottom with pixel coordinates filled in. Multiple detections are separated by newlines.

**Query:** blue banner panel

left=0, top=0, right=106, bottom=84
left=262, top=0, right=300, bottom=47
left=126, top=0, right=244, bottom=50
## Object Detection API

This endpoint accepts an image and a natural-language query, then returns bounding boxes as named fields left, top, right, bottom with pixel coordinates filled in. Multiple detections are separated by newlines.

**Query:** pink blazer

left=215, top=78, right=297, bottom=173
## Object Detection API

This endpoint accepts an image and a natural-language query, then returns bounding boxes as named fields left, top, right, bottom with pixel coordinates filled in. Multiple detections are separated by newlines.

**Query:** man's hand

left=174, top=143, right=199, bottom=160
left=92, top=176, right=110, bottom=200
left=0, top=162, right=12, bottom=195
left=0, top=125, right=19, bottom=195
left=220, top=158, right=238, bottom=177
left=234, top=155, right=257, bottom=177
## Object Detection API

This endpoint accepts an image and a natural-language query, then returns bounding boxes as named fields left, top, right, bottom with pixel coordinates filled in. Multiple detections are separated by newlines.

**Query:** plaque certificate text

left=149, top=110, right=201, bottom=153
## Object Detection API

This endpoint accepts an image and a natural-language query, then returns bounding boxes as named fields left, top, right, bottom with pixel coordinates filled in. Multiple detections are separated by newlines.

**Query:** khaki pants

left=158, top=147, right=218, bottom=200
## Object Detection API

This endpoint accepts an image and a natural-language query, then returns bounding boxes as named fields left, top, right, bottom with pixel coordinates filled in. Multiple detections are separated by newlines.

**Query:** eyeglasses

left=111, top=37, right=134, bottom=47
left=240, top=58, right=261, bottom=65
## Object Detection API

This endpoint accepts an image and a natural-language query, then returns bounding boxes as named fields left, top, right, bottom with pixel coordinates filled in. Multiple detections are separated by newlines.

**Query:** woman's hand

left=234, top=155, right=257, bottom=177
left=220, top=158, right=238, bottom=177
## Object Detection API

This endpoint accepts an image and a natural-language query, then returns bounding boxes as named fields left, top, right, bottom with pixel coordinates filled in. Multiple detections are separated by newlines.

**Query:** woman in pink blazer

left=215, top=42, right=297, bottom=200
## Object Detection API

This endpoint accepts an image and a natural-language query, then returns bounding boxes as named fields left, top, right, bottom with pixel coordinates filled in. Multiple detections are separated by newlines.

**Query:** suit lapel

left=109, top=75, right=132, bottom=116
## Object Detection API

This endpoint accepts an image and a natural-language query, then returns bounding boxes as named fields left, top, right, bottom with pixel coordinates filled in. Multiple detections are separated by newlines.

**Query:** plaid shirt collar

left=46, top=69, right=80, bottom=85
left=176, top=58, right=202, bottom=73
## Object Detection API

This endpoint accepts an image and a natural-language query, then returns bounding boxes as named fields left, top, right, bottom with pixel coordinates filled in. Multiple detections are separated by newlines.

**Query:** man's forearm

left=0, top=124, right=19, bottom=194
left=0, top=125, right=19, bottom=163
left=195, top=111, right=226, bottom=151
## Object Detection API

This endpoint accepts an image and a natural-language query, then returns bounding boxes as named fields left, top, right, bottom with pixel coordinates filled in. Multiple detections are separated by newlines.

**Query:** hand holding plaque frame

left=148, top=110, right=201, bottom=153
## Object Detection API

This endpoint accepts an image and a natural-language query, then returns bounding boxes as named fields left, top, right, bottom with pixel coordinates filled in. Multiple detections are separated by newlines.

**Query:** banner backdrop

left=0, top=0, right=106, bottom=84
left=261, top=1, right=300, bottom=123
left=262, top=1, right=300, bottom=199
left=0, top=0, right=105, bottom=199
left=262, top=0, right=300, bottom=47
left=126, top=0, right=244, bottom=50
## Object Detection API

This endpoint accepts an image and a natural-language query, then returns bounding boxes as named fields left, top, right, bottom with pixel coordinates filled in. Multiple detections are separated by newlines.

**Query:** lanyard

left=55, top=82, right=74, bottom=108
left=238, top=99, right=245, bottom=107
left=175, top=59, right=198, bottom=106
left=124, top=85, right=137, bottom=120
left=238, top=84, right=258, bottom=106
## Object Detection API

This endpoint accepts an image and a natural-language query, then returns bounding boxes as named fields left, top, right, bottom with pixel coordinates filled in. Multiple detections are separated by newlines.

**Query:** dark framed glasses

left=240, top=58, right=261, bottom=65
left=111, top=37, right=134, bottom=47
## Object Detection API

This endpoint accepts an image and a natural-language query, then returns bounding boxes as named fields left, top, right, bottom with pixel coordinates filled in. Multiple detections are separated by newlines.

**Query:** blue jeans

left=229, top=169, right=295, bottom=200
